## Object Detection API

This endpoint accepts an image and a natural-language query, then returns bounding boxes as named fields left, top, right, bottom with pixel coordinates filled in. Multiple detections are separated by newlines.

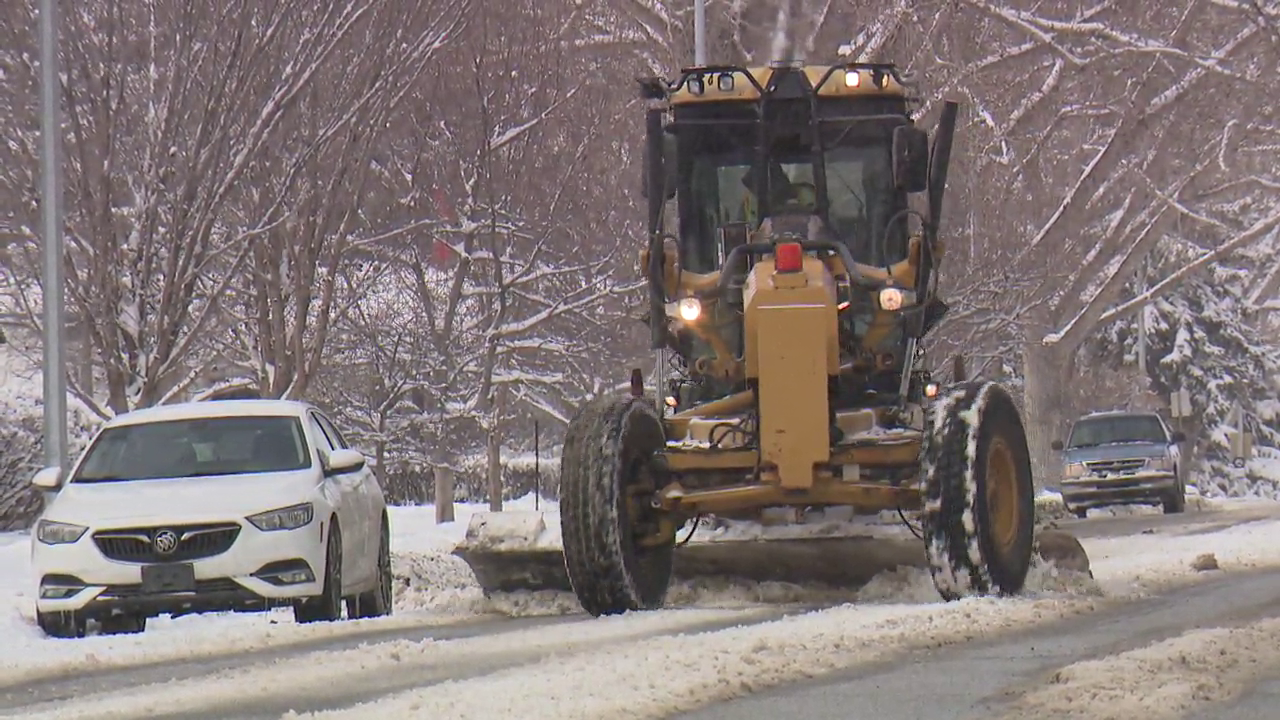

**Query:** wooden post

left=487, top=429, right=503, bottom=512
left=434, top=466, right=455, bottom=524
left=534, top=420, right=541, bottom=511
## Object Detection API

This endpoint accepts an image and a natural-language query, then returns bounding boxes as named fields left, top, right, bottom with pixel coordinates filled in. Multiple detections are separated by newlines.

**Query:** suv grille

left=1083, top=458, right=1147, bottom=476
left=93, top=524, right=241, bottom=563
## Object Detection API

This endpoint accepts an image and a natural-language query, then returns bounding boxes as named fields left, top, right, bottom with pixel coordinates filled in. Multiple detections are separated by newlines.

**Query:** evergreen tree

left=1089, top=240, right=1280, bottom=498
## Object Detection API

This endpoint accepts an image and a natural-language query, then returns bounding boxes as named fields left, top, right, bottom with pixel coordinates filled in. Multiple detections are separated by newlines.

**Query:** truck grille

left=93, top=524, right=241, bottom=563
left=1083, top=458, right=1147, bottom=476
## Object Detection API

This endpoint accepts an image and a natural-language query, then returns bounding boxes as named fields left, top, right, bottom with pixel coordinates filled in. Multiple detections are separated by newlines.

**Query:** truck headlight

left=36, top=520, right=88, bottom=546
left=1063, top=462, right=1086, bottom=479
left=1146, top=456, right=1173, bottom=471
left=247, top=503, right=314, bottom=532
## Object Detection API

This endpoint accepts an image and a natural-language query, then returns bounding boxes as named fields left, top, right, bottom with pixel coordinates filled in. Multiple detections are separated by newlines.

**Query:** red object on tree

left=430, top=185, right=457, bottom=268
left=432, top=239, right=452, bottom=267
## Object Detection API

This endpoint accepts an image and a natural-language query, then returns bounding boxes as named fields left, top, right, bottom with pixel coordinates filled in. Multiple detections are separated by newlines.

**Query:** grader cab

left=455, top=61, right=1036, bottom=615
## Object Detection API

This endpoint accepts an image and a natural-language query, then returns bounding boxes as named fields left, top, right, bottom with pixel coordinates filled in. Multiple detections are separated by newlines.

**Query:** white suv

left=30, top=399, right=391, bottom=638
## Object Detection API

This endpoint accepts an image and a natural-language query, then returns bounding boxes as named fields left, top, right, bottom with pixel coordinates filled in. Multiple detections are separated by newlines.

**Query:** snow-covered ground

left=999, top=617, right=1280, bottom=720
left=6, top=492, right=1280, bottom=707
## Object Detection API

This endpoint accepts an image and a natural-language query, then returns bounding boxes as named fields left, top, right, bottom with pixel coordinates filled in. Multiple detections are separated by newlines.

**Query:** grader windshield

left=663, top=63, right=915, bottom=275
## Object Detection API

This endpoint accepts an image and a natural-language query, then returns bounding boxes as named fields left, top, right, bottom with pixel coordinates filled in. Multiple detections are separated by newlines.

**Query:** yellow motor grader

left=455, top=60, right=1036, bottom=615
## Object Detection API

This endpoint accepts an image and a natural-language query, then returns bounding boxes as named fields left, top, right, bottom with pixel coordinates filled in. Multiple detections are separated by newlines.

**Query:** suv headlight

left=1147, top=456, right=1173, bottom=472
left=247, top=503, right=314, bottom=532
left=36, top=520, right=88, bottom=546
left=1063, top=462, right=1086, bottom=479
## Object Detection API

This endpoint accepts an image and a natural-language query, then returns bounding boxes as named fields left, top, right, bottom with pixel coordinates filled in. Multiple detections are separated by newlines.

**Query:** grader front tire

left=922, top=381, right=1035, bottom=601
left=560, top=395, right=674, bottom=617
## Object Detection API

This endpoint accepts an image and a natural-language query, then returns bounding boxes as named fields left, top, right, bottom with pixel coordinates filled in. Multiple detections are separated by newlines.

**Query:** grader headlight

left=677, top=297, right=702, bottom=322
left=844, top=70, right=861, bottom=87
left=876, top=285, right=917, bottom=311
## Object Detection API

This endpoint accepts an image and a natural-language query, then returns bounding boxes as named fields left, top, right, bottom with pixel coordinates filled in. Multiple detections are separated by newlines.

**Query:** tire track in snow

left=0, top=612, right=580, bottom=712
left=296, top=592, right=1107, bottom=720
left=676, top=565, right=1280, bottom=720
left=0, top=608, right=507, bottom=692
left=1, top=606, right=796, bottom=720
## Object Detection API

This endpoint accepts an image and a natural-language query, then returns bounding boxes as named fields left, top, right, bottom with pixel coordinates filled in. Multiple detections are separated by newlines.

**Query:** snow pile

left=388, top=494, right=577, bottom=617
left=304, top=595, right=1105, bottom=720
left=391, top=551, right=582, bottom=618
left=1083, top=515, right=1280, bottom=596
left=1001, top=617, right=1280, bottom=720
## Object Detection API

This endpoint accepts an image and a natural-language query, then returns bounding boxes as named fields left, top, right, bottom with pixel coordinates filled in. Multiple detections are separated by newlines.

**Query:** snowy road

left=4, top=500, right=1280, bottom=719
left=679, top=565, right=1280, bottom=720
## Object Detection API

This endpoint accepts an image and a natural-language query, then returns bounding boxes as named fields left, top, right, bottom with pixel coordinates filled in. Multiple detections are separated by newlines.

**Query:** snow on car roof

left=103, top=399, right=315, bottom=428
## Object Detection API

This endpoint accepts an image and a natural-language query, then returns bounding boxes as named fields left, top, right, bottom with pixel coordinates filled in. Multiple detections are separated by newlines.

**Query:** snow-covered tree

left=1090, top=240, right=1280, bottom=498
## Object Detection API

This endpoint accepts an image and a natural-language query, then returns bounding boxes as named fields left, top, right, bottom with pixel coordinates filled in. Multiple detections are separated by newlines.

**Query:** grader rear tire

left=560, top=395, right=673, bottom=617
left=922, top=380, right=1035, bottom=601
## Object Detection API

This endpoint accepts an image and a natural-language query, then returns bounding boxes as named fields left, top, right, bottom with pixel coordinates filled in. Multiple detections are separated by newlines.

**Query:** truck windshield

left=72, top=416, right=313, bottom=483
left=1067, top=415, right=1168, bottom=448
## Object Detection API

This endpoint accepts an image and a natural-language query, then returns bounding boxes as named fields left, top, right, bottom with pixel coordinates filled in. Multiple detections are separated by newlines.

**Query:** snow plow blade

left=451, top=511, right=930, bottom=595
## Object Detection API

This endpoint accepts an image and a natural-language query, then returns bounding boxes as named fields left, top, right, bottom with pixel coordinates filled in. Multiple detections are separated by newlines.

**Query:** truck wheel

left=1163, top=480, right=1186, bottom=514
left=922, top=381, right=1035, bottom=601
left=561, top=395, right=673, bottom=617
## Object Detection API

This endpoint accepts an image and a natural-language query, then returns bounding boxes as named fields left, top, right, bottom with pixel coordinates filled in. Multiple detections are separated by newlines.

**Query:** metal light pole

left=694, top=0, right=707, bottom=65
left=38, top=0, right=68, bottom=474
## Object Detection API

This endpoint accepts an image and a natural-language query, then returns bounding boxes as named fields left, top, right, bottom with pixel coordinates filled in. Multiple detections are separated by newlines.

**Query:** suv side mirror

left=892, top=125, right=930, bottom=193
left=1050, top=440, right=1064, bottom=452
left=31, top=466, right=63, bottom=490
left=324, top=449, right=366, bottom=477
left=1170, top=430, right=1186, bottom=443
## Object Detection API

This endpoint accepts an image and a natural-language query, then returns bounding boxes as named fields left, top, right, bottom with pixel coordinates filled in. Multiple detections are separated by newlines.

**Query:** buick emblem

left=153, top=529, right=180, bottom=555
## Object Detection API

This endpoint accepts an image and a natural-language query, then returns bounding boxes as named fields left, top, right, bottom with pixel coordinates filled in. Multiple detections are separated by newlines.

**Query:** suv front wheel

left=1162, top=473, right=1186, bottom=514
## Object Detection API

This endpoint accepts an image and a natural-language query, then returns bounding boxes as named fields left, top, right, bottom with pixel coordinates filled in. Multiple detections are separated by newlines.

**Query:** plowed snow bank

left=1083, top=516, right=1280, bottom=596
left=999, top=617, right=1280, bottom=720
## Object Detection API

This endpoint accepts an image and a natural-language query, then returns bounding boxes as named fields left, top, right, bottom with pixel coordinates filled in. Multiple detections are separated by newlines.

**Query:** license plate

left=141, top=563, right=195, bottom=593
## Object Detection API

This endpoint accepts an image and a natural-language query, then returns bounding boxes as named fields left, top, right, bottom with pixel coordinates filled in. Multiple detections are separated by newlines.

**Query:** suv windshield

left=72, top=415, right=312, bottom=483
left=1067, top=415, right=1168, bottom=449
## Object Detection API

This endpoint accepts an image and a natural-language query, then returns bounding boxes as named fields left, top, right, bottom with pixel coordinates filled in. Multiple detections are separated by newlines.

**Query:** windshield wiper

left=73, top=475, right=136, bottom=483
